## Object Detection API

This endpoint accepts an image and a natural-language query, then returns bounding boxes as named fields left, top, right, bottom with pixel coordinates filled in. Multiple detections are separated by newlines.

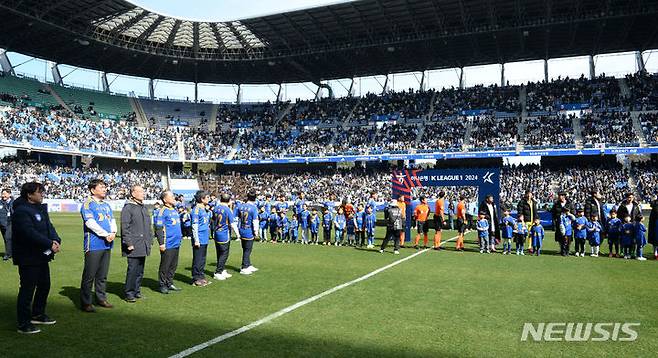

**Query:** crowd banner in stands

left=4, top=137, right=658, bottom=165
left=391, top=168, right=501, bottom=242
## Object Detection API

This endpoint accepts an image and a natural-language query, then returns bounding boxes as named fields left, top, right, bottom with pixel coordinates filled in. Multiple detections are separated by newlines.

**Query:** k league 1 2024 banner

left=391, top=168, right=501, bottom=242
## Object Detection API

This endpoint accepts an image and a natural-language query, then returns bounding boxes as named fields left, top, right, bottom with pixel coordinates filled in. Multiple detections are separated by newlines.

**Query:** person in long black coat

left=12, top=182, right=61, bottom=334
left=551, top=192, right=574, bottom=242
left=648, top=198, right=658, bottom=257
left=616, top=193, right=641, bottom=221
left=585, top=189, right=607, bottom=234
left=121, top=185, right=152, bottom=302
left=516, top=190, right=539, bottom=222
left=478, top=194, right=500, bottom=244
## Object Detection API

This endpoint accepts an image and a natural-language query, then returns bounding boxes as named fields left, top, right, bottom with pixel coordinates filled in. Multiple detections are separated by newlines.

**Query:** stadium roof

left=1, top=0, right=657, bottom=84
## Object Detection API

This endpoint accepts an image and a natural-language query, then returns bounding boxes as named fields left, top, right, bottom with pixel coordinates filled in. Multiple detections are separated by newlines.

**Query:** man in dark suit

left=479, top=194, right=500, bottom=249
left=12, top=182, right=61, bottom=334
left=1, top=188, right=14, bottom=261
left=616, top=193, right=641, bottom=221
left=121, top=185, right=152, bottom=303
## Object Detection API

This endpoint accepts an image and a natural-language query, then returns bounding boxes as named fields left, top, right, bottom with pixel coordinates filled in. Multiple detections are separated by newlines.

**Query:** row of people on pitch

left=494, top=207, right=648, bottom=259
left=258, top=204, right=378, bottom=248
left=557, top=208, right=648, bottom=260
left=78, top=180, right=261, bottom=313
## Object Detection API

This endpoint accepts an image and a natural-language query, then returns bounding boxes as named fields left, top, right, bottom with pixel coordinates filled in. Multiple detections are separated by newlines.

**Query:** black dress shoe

left=125, top=297, right=137, bottom=303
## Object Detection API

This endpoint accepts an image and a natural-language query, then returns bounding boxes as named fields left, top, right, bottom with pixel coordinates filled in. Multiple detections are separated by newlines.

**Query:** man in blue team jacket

left=80, top=179, right=117, bottom=312
left=13, top=182, right=61, bottom=334
left=155, top=190, right=183, bottom=294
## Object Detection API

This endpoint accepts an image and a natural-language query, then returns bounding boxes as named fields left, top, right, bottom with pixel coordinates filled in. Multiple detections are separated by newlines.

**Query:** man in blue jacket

left=155, top=190, right=183, bottom=294
left=80, top=179, right=117, bottom=313
left=237, top=192, right=260, bottom=275
left=13, top=182, right=61, bottom=334
left=190, top=190, right=212, bottom=287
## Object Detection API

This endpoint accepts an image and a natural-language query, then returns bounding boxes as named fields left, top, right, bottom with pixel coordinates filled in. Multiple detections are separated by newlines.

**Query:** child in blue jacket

left=258, top=207, right=269, bottom=242
left=530, top=218, right=544, bottom=256
left=476, top=212, right=490, bottom=254
left=322, top=208, right=333, bottom=245
left=334, top=207, right=346, bottom=246
left=279, top=211, right=290, bottom=243
left=310, top=209, right=320, bottom=245
left=364, top=206, right=377, bottom=248
left=635, top=215, right=647, bottom=261
left=587, top=214, right=602, bottom=257
left=289, top=217, right=299, bottom=243
left=513, top=214, right=528, bottom=255
left=573, top=209, right=588, bottom=257
left=501, top=209, right=516, bottom=255
left=606, top=209, right=621, bottom=257
left=620, top=215, right=635, bottom=259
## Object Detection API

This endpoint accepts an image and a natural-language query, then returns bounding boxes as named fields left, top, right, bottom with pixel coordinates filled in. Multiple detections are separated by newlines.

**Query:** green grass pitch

left=0, top=212, right=657, bottom=357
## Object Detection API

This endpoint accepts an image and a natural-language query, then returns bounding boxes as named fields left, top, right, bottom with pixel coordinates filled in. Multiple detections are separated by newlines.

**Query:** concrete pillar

left=101, top=72, right=110, bottom=93
left=50, top=62, right=63, bottom=86
left=636, top=50, right=645, bottom=72
left=0, top=49, right=15, bottom=75
left=148, top=79, right=155, bottom=100
left=544, top=59, right=549, bottom=82
left=589, top=55, right=596, bottom=79
left=459, top=68, right=464, bottom=89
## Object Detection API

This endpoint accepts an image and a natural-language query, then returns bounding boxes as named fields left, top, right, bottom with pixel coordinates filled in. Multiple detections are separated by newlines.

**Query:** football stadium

left=1, top=0, right=658, bottom=356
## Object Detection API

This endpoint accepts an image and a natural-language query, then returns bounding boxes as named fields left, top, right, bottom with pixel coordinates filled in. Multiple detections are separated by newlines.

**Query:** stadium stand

left=51, top=84, right=134, bottom=121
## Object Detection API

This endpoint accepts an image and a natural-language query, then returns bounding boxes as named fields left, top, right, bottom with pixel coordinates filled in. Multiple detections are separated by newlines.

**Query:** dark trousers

left=323, top=228, right=332, bottom=243
left=574, top=237, right=586, bottom=253
left=159, top=248, right=179, bottom=288
left=17, top=263, right=50, bottom=327
left=241, top=239, right=253, bottom=269
left=125, top=256, right=145, bottom=299
left=1, top=224, right=11, bottom=257
left=608, top=236, right=620, bottom=254
left=559, top=235, right=572, bottom=256
left=80, top=249, right=111, bottom=305
left=356, top=231, right=366, bottom=246
left=214, top=241, right=230, bottom=273
left=191, top=244, right=208, bottom=281
left=381, top=229, right=401, bottom=251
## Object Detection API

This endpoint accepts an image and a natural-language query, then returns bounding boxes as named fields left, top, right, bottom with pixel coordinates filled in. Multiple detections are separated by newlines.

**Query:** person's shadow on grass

left=59, top=286, right=81, bottom=309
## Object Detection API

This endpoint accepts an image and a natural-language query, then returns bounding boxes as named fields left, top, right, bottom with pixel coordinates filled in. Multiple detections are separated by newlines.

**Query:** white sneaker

left=591, top=254, right=598, bottom=257
left=520, top=251, right=525, bottom=256
left=240, top=268, right=253, bottom=275
left=221, top=270, right=232, bottom=278
left=637, top=257, right=647, bottom=261
left=575, top=252, right=580, bottom=257
left=213, top=272, right=226, bottom=281
left=245, top=265, right=258, bottom=272
left=379, top=249, right=384, bottom=253
left=394, top=250, right=400, bottom=255
left=479, top=249, right=484, bottom=254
